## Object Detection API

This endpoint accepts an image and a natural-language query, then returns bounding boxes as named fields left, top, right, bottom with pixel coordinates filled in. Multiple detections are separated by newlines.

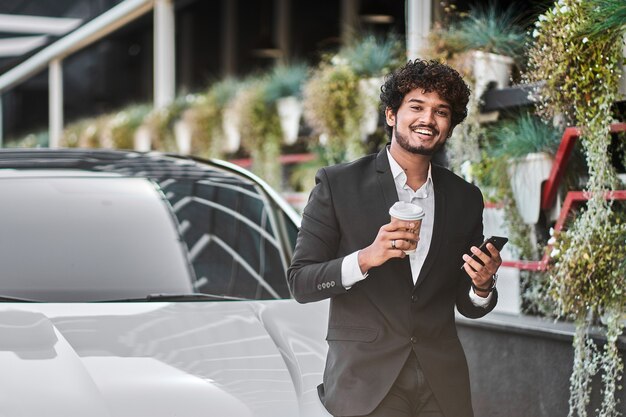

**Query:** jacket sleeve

left=287, top=168, right=349, bottom=303
left=454, top=188, right=498, bottom=318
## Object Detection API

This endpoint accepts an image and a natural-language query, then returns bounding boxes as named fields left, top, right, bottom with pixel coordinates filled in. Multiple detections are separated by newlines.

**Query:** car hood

left=0, top=300, right=331, bottom=417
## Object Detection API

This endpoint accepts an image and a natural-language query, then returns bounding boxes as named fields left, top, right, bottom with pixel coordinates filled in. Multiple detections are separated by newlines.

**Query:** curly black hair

left=380, top=59, right=471, bottom=137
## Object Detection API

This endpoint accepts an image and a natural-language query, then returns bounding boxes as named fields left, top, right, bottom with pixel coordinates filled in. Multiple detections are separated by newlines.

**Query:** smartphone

left=460, top=235, right=508, bottom=270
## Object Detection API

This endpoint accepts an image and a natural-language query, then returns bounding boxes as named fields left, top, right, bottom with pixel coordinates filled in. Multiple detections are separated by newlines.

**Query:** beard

left=393, top=122, right=446, bottom=156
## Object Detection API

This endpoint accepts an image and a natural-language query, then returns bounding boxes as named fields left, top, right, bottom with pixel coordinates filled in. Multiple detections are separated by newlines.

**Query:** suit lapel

left=415, top=165, right=447, bottom=288
left=374, top=146, right=413, bottom=288
left=375, top=146, right=398, bottom=216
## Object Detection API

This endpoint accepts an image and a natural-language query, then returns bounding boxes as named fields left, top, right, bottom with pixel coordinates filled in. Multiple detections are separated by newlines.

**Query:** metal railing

left=0, top=0, right=175, bottom=148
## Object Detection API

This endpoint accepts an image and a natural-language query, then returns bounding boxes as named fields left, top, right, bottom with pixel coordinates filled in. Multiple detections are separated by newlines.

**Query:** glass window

left=164, top=175, right=292, bottom=300
left=0, top=177, right=194, bottom=302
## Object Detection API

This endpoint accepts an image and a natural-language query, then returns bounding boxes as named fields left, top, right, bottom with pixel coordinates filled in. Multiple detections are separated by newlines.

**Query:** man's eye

left=437, top=110, right=450, bottom=117
left=411, top=106, right=422, bottom=111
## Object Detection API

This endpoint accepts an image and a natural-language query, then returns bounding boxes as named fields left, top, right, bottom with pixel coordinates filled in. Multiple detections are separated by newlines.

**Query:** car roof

left=0, top=148, right=300, bottom=226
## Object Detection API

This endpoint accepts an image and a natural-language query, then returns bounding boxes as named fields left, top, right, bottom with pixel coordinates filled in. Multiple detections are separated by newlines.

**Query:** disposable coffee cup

left=389, top=201, right=425, bottom=255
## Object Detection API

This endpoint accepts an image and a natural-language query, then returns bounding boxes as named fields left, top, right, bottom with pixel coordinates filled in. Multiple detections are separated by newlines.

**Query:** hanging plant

left=233, top=78, right=283, bottom=188
left=265, top=63, right=309, bottom=145
left=108, top=104, right=152, bottom=150
left=145, top=96, right=190, bottom=153
left=525, top=1, right=626, bottom=416
left=337, top=33, right=404, bottom=78
left=302, top=62, right=364, bottom=164
left=180, top=84, right=241, bottom=160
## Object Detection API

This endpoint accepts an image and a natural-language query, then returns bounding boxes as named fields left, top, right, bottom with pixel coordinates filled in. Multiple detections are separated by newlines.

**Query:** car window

left=162, top=173, right=292, bottom=300
left=0, top=177, right=194, bottom=302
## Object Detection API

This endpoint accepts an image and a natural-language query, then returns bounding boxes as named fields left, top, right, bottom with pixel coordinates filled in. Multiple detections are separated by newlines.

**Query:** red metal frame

left=502, top=190, right=626, bottom=271
left=500, top=122, right=626, bottom=271
left=540, top=123, right=626, bottom=210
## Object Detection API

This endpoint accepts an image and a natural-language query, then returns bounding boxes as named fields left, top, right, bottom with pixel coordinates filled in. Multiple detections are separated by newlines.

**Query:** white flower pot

left=471, top=51, right=514, bottom=101
left=134, top=125, right=152, bottom=152
left=276, top=96, right=303, bottom=145
left=507, top=152, right=553, bottom=224
left=222, top=106, right=241, bottom=153
left=174, top=119, right=192, bottom=155
left=359, top=77, right=383, bottom=141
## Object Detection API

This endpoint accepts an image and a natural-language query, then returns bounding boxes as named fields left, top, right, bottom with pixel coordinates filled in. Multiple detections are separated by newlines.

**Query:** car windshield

left=0, top=176, right=194, bottom=302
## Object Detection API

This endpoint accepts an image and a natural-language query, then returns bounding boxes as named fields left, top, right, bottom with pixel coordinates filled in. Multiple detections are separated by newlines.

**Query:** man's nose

left=419, top=108, right=435, bottom=124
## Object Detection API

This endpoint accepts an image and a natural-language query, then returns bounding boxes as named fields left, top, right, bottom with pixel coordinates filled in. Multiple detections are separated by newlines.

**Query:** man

left=287, top=59, right=502, bottom=417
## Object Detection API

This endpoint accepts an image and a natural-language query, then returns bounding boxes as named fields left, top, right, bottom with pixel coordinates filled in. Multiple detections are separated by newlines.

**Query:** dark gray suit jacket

left=287, top=148, right=497, bottom=417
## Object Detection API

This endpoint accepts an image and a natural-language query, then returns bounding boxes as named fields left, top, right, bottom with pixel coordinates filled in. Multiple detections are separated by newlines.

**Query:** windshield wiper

left=0, top=295, right=42, bottom=302
left=94, top=293, right=248, bottom=303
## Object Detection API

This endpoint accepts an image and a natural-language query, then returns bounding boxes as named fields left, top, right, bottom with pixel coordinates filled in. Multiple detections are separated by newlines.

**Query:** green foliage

left=146, top=95, right=191, bottom=152
left=186, top=78, right=245, bottom=159
left=470, top=152, right=509, bottom=203
left=235, top=79, right=283, bottom=188
left=579, top=0, right=626, bottom=41
left=549, top=207, right=626, bottom=320
left=183, top=93, right=222, bottom=158
left=265, top=63, right=309, bottom=102
left=302, top=63, right=364, bottom=164
left=455, top=4, right=527, bottom=58
left=61, top=115, right=111, bottom=148
left=210, top=77, right=241, bottom=108
left=426, top=3, right=527, bottom=61
left=109, top=104, right=151, bottom=149
left=526, top=2, right=626, bottom=415
left=486, top=113, right=562, bottom=159
left=525, top=0, right=623, bottom=126
left=336, top=33, right=405, bottom=78
left=6, top=131, right=49, bottom=148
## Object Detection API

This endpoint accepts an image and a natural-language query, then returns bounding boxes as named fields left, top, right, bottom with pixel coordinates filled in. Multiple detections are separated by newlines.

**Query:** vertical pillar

left=221, top=0, right=237, bottom=76
left=406, top=0, right=432, bottom=60
left=49, top=59, right=63, bottom=148
left=154, top=0, right=175, bottom=109
left=275, top=0, right=290, bottom=63
left=340, top=0, right=359, bottom=45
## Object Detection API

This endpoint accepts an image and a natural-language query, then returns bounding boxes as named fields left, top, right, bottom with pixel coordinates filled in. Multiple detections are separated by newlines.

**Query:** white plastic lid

left=388, top=201, right=425, bottom=221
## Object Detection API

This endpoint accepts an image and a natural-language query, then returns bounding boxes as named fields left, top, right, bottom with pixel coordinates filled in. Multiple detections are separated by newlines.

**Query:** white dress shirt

left=340, top=149, right=491, bottom=307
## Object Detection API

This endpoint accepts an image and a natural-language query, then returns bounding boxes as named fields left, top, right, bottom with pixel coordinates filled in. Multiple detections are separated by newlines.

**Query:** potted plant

left=142, top=96, right=190, bottom=153
left=232, top=77, right=283, bottom=188
left=426, top=4, right=527, bottom=100
left=336, top=34, right=404, bottom=140
left=486, top=112, right=562, bottom=225
left=179, top=83, right=232, bottom=159
left=108, top=104, right=151, bottom=150
left=302, top=61, right=364, bottom=165
left=265, top=63, right=309, bottom=145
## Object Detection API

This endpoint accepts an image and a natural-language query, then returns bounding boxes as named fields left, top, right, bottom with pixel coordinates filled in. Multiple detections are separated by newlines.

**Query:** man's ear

left=385, top=107, right=395, bottom=127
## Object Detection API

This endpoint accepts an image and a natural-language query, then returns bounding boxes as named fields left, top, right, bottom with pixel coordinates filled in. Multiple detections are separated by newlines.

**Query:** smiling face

left=385, top=89, right=453, bottom=156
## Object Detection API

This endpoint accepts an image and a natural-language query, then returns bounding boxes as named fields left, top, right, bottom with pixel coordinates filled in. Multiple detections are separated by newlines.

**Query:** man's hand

left=357, top=220, right=418, bottom=273
left=461, top=243, right=502, bottom=298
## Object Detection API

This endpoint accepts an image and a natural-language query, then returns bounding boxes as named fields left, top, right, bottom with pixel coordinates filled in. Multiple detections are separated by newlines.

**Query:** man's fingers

left=383, top=220, right=416, bottom=232
left=485, top=243, right=503, bottom=263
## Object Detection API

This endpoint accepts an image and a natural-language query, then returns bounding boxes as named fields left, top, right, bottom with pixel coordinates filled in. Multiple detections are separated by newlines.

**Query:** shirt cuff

left=469, top=287, right=493, bottom=307
left=341, top=250, right=369, bottom=289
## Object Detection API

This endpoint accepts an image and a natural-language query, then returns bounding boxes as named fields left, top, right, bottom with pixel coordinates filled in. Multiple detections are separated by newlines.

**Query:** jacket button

left=410, top=336, right=418, bottom=344
left=411, top=295, right=418, bottom=303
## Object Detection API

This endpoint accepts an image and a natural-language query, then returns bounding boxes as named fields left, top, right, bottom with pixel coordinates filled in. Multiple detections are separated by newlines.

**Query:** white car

left=0, top=149, right=331, bottom=417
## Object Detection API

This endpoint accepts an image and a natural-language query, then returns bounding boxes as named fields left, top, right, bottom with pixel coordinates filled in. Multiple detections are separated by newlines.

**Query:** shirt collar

left=386, top=147, right=433, bottom=195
